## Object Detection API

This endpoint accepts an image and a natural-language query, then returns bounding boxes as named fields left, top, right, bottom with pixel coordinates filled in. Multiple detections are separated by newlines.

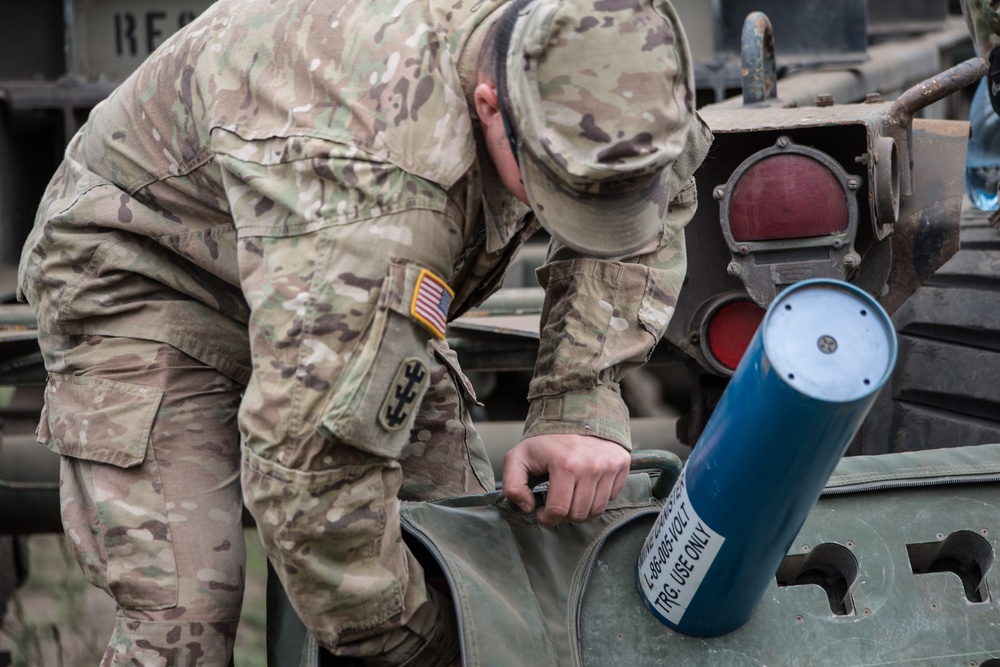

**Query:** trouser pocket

left=40, top=372, right=178, bottom=610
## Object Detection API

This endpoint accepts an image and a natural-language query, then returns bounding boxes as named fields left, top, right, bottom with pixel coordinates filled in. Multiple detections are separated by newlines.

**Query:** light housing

left=716, top=135, right=861, bottom=309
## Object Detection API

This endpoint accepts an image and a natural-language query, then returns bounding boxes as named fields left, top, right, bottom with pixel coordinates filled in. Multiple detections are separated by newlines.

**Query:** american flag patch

left=410, top=269, right=453, bottom=339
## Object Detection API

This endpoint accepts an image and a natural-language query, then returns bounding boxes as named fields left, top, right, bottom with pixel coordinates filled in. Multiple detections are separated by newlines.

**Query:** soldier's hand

left=502, top=434, right=630, bottom=526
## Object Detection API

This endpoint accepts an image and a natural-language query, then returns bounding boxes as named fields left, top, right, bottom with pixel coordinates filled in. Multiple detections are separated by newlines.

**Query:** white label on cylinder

left=637, top=469, right=725, bottom=625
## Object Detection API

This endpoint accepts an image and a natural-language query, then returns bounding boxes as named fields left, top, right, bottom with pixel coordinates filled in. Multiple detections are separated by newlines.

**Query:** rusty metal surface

left=700, top=101, right=894, bottom=135
left=740, top=12, right=777, bottom=106
left=706, top=19, right=973, bottom=110
left=887, top=57, right=987, bottom=197
left=889, top=56, right=986, bottom=127
left=715, top=0, right=868, bottom=68
left=878, top=118, right=968, bottom=314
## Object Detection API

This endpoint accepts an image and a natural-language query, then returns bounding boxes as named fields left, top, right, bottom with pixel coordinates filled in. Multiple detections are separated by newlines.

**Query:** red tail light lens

left=728, top=153, right=848, bottom=242
left=707, top=300, right=766, bottom=371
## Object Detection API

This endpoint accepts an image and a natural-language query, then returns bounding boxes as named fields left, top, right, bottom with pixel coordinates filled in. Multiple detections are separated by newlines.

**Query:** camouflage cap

left=504, top=0, right=695, bottom=257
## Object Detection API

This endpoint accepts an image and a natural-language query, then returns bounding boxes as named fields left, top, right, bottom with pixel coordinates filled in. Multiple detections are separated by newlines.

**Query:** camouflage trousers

left=36, top=332, right=494, bottom=666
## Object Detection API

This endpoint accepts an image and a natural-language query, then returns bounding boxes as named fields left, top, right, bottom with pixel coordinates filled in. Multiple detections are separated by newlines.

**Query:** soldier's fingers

left=568, top=473, right=600, bottom=523
left=610, top=463, right=629, bottom=500
left=537, top=470, right=574, bottom=526
left=587, top=472, right=618, bottom=519
left=501, top=448, right=536, bottom=514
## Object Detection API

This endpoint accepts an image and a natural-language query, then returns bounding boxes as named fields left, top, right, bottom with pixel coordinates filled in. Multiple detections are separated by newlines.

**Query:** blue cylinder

left=636, top=279, right=897, bottom=637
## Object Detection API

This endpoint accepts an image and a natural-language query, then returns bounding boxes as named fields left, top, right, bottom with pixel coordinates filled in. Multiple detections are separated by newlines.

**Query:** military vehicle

left=1, top=1, right=999, bottom=665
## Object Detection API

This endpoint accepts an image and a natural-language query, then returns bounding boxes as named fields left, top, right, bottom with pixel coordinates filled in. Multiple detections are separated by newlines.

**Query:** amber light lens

left=729, top=153, right=848, bottom=242
left=708, top=301, right=766, bottom=371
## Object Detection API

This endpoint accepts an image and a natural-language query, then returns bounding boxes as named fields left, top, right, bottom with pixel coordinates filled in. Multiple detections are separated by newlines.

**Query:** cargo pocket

left=39, top=373, right=178, bottom=610
left=319, top=260, right=449, bottom=460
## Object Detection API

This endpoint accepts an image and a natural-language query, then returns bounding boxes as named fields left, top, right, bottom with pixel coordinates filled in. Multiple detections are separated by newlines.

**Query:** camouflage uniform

left=17, top=0, right=710, bottom=664
left=963, top=0, right=1000, bottom=60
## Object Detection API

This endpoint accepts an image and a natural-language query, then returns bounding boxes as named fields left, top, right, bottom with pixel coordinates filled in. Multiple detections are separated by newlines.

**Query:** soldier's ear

left=473, top=82, right=502, bottom=129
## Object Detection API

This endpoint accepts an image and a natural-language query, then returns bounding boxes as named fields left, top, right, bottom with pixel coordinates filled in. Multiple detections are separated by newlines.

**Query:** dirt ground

left=0, top=530, right=269, bottom=667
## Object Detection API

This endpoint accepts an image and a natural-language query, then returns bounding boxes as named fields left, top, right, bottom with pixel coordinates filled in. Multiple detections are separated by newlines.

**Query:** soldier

left=963, top=0, right=1000, bottom=84
left=17, top=0, right=710, bottom=664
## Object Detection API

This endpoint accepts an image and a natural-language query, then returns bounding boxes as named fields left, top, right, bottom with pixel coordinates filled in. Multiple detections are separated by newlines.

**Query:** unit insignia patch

left=380, top=357, right=429, bottom=431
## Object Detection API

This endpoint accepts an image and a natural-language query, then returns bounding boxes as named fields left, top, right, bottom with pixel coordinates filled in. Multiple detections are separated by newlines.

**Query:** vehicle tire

left=858, top=203, right=1000, bottom=454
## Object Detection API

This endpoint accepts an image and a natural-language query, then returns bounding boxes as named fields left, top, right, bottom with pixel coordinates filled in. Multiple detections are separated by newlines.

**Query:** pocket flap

left=40, top=373, right=163, bottom=468
left=428, top=338, right=483, bottom=407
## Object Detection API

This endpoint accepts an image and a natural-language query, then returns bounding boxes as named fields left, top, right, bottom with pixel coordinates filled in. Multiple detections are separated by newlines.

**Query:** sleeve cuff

left=522, top=385, right=632, bottom=450
left=378, top=586, right=459, bottom=667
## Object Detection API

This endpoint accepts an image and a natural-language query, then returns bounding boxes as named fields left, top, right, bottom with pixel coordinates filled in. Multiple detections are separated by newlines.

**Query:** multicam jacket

left=963, top=0, right=1000, bottom=59
left=18, top=0, right=709, bottom=662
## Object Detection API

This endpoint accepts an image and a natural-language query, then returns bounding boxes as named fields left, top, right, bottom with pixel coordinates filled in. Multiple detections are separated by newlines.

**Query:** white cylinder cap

left=764, top=281, right=897, bottom=402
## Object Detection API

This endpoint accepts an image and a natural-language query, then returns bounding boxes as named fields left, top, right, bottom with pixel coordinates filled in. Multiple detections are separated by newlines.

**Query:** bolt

left=982, top=528, right=990, bottom=536
left=738, top=244, right=750, bottom=255
left=847, top=178, right=860, bottom=190
left=801, top=544, right=811, bottom=553
left=832, top=239, right=843, bottom=249
left=794, top=615, right=804, bottom=624
left=817, top=335, right=838, bottom=354
left=689, top=332, right=700, bottom=345
left=844, top=255, right=858, bottom=269
left=865, top=92, right=884, bottom=104
left=713, top=187, right=725, bottom=200
left=845, top=540, right=855, bottom=549
left=815, top=94, right=834, bottom=107
left=777, top=136, right=789, bottom=148
left=930, top=602, right=940, bottom=611
left=862, top=608, right=872, bottom=617
left=937, top=532, right=945, bottom=540
left=727, top=262, right=741, bottom=277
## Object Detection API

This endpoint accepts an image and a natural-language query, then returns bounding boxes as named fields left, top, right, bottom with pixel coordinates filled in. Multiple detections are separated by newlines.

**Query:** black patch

left=379, top=358, right=429, bottom=431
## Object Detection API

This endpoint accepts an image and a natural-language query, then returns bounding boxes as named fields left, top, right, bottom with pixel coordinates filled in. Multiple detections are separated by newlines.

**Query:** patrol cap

left=502, top=0, right=694, bottom=257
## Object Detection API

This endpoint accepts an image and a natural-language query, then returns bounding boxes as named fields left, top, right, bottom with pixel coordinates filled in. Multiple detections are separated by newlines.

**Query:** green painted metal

left=580, top=444, right=1000, bottom=666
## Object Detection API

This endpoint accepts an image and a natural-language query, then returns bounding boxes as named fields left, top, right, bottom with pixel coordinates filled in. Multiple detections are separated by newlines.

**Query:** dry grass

left=0, top=530, right=269, bottom=667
